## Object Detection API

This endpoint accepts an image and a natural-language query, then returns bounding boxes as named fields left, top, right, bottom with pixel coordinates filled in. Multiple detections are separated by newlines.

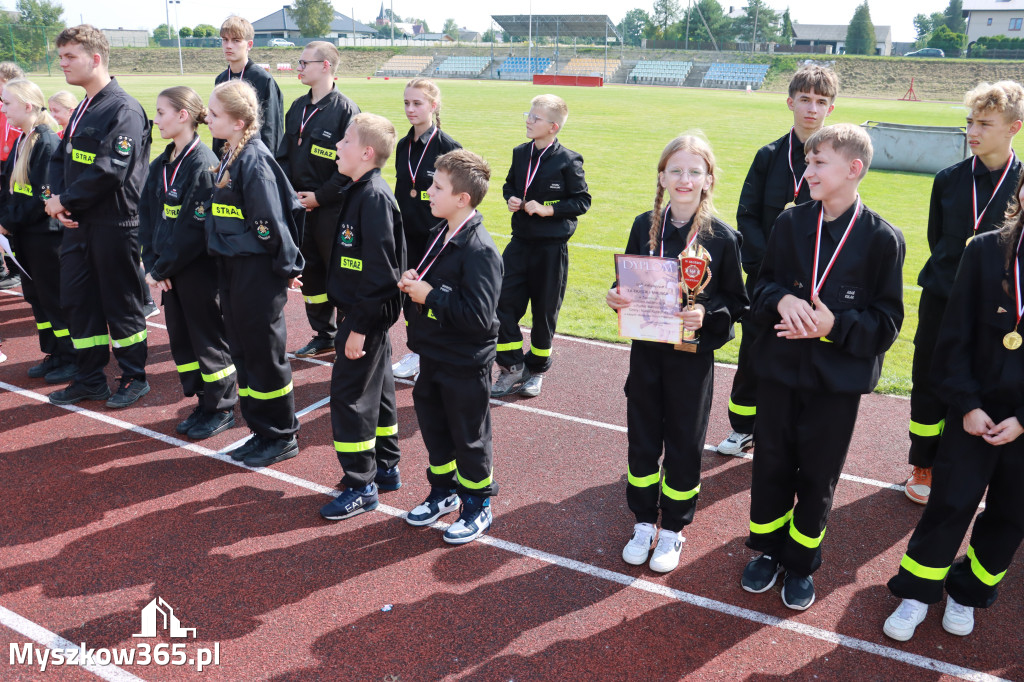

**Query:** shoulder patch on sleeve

left=254, top=219, right=271, bottom=240
left=115, top=136, right=133, bottom=156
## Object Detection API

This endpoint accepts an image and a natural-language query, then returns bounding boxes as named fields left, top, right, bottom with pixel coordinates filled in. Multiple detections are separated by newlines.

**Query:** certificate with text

left=614, top=254, right=683, bottom=344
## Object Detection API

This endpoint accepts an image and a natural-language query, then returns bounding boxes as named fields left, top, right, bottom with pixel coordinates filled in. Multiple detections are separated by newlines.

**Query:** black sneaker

left=243, top=435, right=299, bottom=467
left=175, top=403, right=204, bottom=434
left=320, top=483, right=379, bottom=520
left=374, top=465, right=402, bottom=491
left=105, top=378, right=151, bottom=409
left=44, top=363, right=79, bottom=385
left=229, top=433, right=262, bottom=461
left=741, top=554, right=782, bottom=593
left=187, top=410, right=235, bottom=440
left=406, top=489, right=459, bottom=526
left=781, top=571, right=816, bottom=610
left=292, top=337, right=334, bottom=358
left=49, top=382, right=111, bottom=406
left=28, top=354, right=60, bottom=379
left=443, top=495, right=493, bottom=545
left=0, top=273, right=21, bottom=290
left=143, top=301, right=160, bottom=319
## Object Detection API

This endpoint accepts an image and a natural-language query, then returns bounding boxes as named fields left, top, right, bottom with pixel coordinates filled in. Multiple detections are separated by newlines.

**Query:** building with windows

left=790, top=23, right=893, bottom=56
left=963, top=0, right=1024, bottom=42
left=251, top=6, right=377, bottom=41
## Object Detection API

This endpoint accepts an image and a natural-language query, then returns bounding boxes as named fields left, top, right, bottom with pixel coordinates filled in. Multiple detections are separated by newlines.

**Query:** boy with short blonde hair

left=319, top=113, right=406, bottom=521
left=905, top=81, right=1023, bottom=505
left=398, top=149, right=503, bottom=544
left=742, top=123, right=905, bottom=610
left=493, top=93, right=590, bottom=398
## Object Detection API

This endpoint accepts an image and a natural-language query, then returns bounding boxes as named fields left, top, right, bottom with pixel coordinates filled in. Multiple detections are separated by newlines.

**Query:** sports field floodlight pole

left=528, top=1, right=533, bottom=78
left=169, top=0, right=183, bottom=75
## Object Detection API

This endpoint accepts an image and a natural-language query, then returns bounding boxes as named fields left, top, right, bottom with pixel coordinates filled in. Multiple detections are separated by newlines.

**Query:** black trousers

left=625, top=342, right=712, bottom=532
left=403, top=231, right=430, bottom=328
left=162, top=256, right=237, bottom=412
left=330, top=326, right=400, bottom=488
left=60, top=223, right=148, bottom=390
left=726, top=272, right=760, bottom=434
left=495, top=237, right=568, bottom=373
left=298, top=210, right=338, bottom=341
left=888, top=407, right=1024, bottom=608
left=413, top=356, right=498, bottom=498
left=747, top=379, right=861, bottom=576
left=908, top=289, right=948, bottom=467
left=218, top=255, right=297, bottom=439
left=12, top=231, right=74, bottom=365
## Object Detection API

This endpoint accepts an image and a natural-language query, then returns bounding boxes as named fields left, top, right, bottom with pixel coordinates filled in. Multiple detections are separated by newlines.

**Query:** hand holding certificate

left=613, top=254, right=684, bottom=344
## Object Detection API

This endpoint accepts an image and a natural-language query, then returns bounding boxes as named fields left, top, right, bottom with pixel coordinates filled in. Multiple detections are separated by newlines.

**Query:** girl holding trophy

left=606, top=135, right=747, bottom=573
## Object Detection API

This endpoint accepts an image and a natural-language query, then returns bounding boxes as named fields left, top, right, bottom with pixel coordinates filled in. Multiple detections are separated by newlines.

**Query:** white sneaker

left=883, top=598, right=928, bottom=641
left=649, top=530, right=684, bottom=573
left=717, top=431, right=753, bottom=456
left=0, top=348, right=6, bottom=363
left=392, top=352, right=420, bottom=378
left=622, top=522, right=657, bottom=566
left=942, top=597, right=975, bottom=636
left=519, top=373, right=543, bottom=397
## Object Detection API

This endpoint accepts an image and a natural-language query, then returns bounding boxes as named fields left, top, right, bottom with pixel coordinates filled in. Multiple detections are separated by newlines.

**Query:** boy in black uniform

left=277, top=40, right=360, bottom=358
left=904, top=81, right=1023, bottom=505
left=719, top=65, right=838, bottom=456
left=493, top=93, right=590, bottom=399
left=741, top=124, right=905, bottom=610
left=319, top=113, right=405, bottom=521
left=44, top=25, right=153, bottom=408
left=398, top=149, right=503, bottom=544
left=213, top=16, right=283, bottom=155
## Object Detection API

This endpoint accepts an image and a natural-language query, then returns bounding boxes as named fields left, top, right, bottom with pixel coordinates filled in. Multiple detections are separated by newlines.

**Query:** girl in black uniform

left=884, top=174, right=1024, bottom=642
left=0, top=78, right=75, bottom=382
left=606, top=135, right=747, bottom=574
left=391, top=78, right=462, bottom=380
left=140, top=86, right=237, bottom=440
left=205, top=80, right=305, bottom=467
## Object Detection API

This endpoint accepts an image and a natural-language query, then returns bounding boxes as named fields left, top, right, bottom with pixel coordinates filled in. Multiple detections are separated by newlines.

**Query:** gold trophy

left=675, top=243, right=712, bottom=352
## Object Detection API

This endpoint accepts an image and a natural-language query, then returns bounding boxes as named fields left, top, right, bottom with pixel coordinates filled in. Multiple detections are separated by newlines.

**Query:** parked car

left=268, top=38, right=295, bottom=47
left=904, top=48, right=944, bottom=57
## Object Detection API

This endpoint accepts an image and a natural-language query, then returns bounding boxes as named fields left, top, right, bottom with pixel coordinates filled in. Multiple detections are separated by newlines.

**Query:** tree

left=5, top=0, right=64, bottom=65
left=928, top=23, right=966, bottom=56
left=178, top=26, right=192, bottom=38
left=193, top=23, right=217, bottom=38
left=383, top=9, right=401, bottom=23
left=481, top=28, right=496, bottom=42
left=652, top=0, right=680, bottom=36
left=152, top=23, right=173, bottom=41
left=780, top=7, right=794, bottom=46
left=943, top=0, right=966, bottom=34
left=683, top=0, right=732, bottom=46
left=618, top=8, right=652, bottom=47
left=732, top=0, right=780, bottom=43
left=291, top=0, right=333, bottom=37
left=443, top=18, right=459, bottom=40
left=845, top=1, right=876, bottom=55
left=913, top=13, right=932, bottom=40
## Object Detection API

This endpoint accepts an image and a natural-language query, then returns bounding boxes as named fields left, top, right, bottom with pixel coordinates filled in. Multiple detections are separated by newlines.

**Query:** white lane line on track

left=0, top=605, right=144, bottom=682
left=0, top=380, right=1002, bottom=682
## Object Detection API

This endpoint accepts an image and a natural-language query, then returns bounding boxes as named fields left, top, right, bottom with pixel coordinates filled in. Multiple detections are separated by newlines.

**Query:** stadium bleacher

left=558, top=57, right=620, bottom=78
left=700, top=63, right=770, bottom=89
left=435, top=56, right=492, bottom=77
left=376, top=55, right=433, bottom=77
left=497, top=56, right=552, bottom=80
left=628, top=60, right=693, bottom=85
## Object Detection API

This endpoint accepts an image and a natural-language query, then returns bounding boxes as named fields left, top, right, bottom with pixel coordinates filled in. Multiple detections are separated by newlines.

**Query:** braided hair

left=209, top=80, right=261, bottom=189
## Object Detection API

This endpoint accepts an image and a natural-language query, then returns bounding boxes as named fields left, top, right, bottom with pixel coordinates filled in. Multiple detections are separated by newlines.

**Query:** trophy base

left=674, top=340, right=698, bottom=353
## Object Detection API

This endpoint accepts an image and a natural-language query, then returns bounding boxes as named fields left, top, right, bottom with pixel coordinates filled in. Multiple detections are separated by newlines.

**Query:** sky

left=27, top=0, right=950, bottom=43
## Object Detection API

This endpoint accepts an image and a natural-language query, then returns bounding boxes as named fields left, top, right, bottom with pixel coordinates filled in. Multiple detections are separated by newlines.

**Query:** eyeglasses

left=664, top=168, right=708, bottom=180
left=297, top=59, right=327, bottom=70
left=523, top=112, right=552, bottom=124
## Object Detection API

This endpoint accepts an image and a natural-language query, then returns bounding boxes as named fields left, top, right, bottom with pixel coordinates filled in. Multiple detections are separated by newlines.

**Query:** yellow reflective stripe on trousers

left=430, top=460, right=457, bottom=475
left=530, top=345, right=552, bottom=357
left=909, top=419, right=944, bottom=438
left=202, top=364, right=236, bottom=383
left=627, top=466, right=660, bottom=488
left=728, top=398, right=756, bottom=417
left=176, top=361, right=200, bottom=373
left=303, top=293, right=329, bottom=304
left=334, top=438, right=376, bottom=453
left=72, top=334, right=109, bottom=349
left=661, top=480, right=700, bottom=501
left=36, top=321, right=53, bottom=330
left=750, top=509, right=793, bottom=535
left=496, top=341, right=523, bottom=352
left=789, top=523, right=826, bottom=548
left=53, top=328, right=70, bottom=338
left=376, top=424, right=398, bottom=437
left=899, top=553, right=950, bottom=581
left=967, top=546, right=1006, bottom=586
left=238, top=380, right=293, bottom=400
left=111, top=329, right=147, bottom=348
left=458, top=469, right=493, bottom=490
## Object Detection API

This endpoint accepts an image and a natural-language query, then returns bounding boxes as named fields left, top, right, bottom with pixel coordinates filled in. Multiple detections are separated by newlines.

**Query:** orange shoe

left=905, top=466, right=932, bottom=505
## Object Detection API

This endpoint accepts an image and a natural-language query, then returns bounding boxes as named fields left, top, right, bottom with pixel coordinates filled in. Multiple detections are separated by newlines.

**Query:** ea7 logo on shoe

left=345, top=498, right=365, bottom=512
left=133, top=597, right=196, bottom=638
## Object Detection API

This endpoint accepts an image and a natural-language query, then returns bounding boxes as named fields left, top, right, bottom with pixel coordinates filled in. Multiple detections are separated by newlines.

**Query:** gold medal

left=410, top=189, right=417, bottom=198
left=1004, top=331, right=1022, bottom=350
left=297, top=137, right=302, bottom=146
left=966, top=235, right=974, bottom=246
left=784, top=201, right=796, bottom=210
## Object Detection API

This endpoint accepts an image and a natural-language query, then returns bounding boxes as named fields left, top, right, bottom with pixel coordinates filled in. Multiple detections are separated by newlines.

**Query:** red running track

left=0, top=285, right=1021, bottom=681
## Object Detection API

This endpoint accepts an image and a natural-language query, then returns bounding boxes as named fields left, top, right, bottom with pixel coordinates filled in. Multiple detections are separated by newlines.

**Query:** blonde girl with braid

left=0, top=78, right=77, bottom=382
left=606, top=134, right=748, bottom=574
left=205, top=79, right=305, bottom=467
left=392, top=78, right=462, bottom=380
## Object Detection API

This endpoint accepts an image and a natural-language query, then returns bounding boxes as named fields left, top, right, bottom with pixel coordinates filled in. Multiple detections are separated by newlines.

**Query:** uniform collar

left=413, top=125, right=436, bottom=144
left=351, top=166, right=381, bottom=185
left=820, top=199, right=861, bottom=240
left=973, top=156, right=1010, bottom=177
left=438, top=212, right=483, bottom=248
left=307, top=85, right=337, bottom=107
left=531, top=138, right=559, bottom=158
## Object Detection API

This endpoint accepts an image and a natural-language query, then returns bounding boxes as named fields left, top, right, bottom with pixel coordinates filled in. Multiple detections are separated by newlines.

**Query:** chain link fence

left=0, top=23, right=57, bottom=75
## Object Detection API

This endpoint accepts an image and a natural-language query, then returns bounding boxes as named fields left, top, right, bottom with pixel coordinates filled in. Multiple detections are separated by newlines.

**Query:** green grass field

left=30, top=73, right=1006, bottom=395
